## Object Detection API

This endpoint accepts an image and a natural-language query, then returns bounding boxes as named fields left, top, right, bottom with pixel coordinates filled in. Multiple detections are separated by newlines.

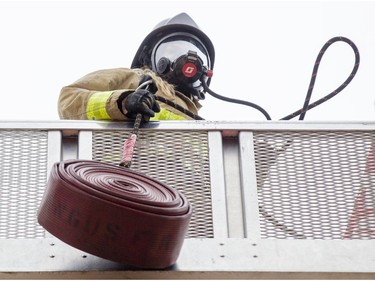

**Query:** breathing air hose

left=201, top=79, right=272, bottom=120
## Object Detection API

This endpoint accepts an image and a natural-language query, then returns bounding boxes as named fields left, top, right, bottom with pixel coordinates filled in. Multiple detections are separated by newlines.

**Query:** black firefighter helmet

left=131, top=13, right=215, bottom=100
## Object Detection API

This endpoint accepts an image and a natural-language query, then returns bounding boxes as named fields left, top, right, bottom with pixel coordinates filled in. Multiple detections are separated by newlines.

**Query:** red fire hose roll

left=37, top=159, right=192, bottom=269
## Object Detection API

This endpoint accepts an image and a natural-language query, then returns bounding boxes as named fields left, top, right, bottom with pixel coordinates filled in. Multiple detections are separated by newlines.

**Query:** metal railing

left=0, top=120, right=374, bottom=278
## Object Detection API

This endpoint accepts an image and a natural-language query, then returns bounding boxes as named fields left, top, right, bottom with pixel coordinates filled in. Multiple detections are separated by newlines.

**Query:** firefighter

left=58, top=12, right=215, bottom=122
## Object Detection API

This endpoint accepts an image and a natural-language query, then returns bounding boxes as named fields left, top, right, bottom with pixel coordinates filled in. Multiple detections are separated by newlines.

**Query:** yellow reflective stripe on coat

left=150, top=108, right=187, bottom=121
left=86, top=91, right=112, bottom=120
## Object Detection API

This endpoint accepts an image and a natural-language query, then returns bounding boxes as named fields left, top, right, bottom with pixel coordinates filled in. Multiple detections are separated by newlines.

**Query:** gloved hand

left=124, top=89, right=160, bottom=122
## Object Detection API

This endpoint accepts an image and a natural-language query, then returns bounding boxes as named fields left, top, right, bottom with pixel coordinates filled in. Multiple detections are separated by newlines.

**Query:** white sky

left=0, top=0, right=374, bottom=121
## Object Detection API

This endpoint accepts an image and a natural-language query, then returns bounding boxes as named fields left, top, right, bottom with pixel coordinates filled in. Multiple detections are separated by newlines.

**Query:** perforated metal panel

left=1, top=122, right=375, bottom=277
left=253, top=131, right=375, bottom=240
left=0, top=130, right=48, bottom=239
left=92, top=130, right=213, bottom=238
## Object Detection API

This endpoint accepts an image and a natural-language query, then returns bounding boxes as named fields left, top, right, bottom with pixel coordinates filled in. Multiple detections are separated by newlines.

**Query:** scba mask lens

left=154, top=39, right=209, bottom=68
left=151, top=34, right=212, bottom=99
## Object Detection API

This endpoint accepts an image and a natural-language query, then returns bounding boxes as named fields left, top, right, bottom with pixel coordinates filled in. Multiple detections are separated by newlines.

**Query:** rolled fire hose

left=37, top=159, right=192, bottom=269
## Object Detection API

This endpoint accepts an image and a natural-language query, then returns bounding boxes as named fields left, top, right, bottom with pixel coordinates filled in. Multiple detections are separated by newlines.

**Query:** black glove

left=124, top=89, right=160, bottom=122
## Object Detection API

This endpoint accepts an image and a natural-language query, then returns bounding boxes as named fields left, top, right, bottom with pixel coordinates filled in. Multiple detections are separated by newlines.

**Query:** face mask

left=151, top=33, right=213, bottom=99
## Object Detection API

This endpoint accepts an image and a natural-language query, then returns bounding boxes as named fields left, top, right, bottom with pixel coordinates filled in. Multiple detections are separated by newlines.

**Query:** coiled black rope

left=200, top=36, right=360, bottom=121
left=281, top=36, right=360, bottom=120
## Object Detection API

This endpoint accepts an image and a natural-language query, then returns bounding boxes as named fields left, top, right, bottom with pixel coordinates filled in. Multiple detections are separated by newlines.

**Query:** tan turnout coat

left=58, top=68, right=201, bottom=120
